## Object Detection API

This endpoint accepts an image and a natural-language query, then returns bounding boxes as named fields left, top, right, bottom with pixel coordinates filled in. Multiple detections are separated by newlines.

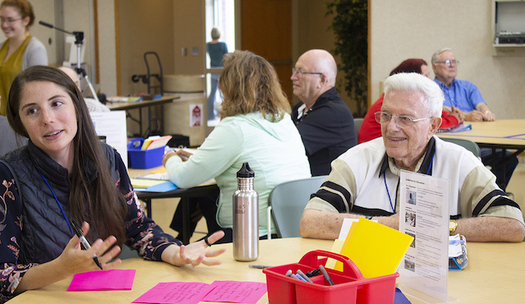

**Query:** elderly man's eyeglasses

left=435, top=59, right=459, bottom=66
left=374, top=112, right=432, bottom=129
left=292, top=68, right=322, bottom=76
left=0, top=17, right=22, bottom=24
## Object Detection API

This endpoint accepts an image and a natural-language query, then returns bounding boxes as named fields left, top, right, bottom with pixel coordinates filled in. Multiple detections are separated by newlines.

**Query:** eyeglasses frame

left=292, top=67, right=322, bottom=76
left=374, top=111, right=433, bottom=129
left=0, top=17, right=23, bottom=24
left=434, top=59, right=459, bottom=66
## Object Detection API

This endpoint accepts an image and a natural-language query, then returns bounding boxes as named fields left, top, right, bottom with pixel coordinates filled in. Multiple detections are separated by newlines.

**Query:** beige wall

left=172, top=0, right=205, bottom=75
left=97, top=0, right=117, bottom=96
left=370, top=0, right=525, bottom=119
left=293, top=0, right=356, bottom=114
left=22, top=0, right=525, bottom=120
left=118, top=0, right=175, bottom=96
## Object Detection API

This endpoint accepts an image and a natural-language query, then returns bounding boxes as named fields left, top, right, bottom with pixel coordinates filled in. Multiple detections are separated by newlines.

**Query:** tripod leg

left=84, top=75, right=100, bottom=103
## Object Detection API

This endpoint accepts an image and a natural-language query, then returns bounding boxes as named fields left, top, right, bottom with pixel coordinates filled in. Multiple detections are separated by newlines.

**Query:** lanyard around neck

left=384, top=150, right=435, bottom=214
left=39, top=173, right=74, bottom=235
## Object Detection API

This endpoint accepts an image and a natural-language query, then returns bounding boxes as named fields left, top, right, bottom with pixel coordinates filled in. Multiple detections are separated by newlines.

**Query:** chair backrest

left=0, top=115, right=27, bottom=157
left=440, top=137, right=480, bottom=158
left=268, top=175, right=327, bottom=238
left=354, top=118, right=364, bottom=138
left=119, top=245, right=139, bottom=259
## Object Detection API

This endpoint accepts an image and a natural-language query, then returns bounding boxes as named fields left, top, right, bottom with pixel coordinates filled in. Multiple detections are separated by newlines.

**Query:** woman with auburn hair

left=0, top=66, right=225, bottom=302
left=164, top=50, right=311, bottom=243
left=0, top=0, right=47, bottom=116
left=358, top=58, right=464, bottom=143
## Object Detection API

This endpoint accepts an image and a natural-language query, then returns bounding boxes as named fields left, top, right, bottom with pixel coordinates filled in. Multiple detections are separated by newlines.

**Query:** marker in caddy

left=71, top=219, right=103, bottom=270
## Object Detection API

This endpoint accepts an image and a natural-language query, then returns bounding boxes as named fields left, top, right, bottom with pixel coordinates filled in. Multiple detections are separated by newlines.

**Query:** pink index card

left=133, top=282, right=213, bottom=304
left=201, top=281, right=267, bottom=304
left=68, top=269, right=136, bottom=291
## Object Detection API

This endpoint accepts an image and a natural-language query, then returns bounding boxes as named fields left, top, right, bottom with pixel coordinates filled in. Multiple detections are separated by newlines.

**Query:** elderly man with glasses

left=299, top=73, right=525, bottom=242
left=432, top=48, right=494, bottom=122
left=290, top=49, right=357, bottom=176
left=432, top=48, right=518, bottom=191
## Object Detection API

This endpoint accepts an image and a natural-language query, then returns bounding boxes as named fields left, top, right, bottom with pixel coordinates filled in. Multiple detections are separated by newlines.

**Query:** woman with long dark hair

left=0, top=65, right=225, bottom=302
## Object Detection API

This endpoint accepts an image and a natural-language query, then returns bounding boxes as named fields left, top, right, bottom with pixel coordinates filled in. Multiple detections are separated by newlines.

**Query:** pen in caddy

left=71, top=219, right=104, bottom=270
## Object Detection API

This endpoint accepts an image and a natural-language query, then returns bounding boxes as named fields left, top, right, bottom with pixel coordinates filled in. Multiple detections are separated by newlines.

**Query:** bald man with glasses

left=299, top=73, right=525, bottom=243
left=290, top=49, right=356, bottom=176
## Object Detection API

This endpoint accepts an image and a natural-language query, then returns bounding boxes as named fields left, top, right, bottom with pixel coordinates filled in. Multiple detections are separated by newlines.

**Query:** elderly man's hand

left=464, top=110, right=484, bottom=122
left=450, top=106, right=465, bottom=124
left=482, top=111, right=495, bottom=121
left=376, top=213, right=400, bottom=230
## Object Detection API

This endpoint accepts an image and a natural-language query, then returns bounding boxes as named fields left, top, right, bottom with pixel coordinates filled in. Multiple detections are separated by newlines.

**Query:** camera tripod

left=39, top=21, right=100, bottom=103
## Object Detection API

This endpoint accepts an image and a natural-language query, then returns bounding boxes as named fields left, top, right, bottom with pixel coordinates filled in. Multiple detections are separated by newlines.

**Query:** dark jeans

left=170, top=195, right=224, bottom=244
left=480, top=148, right=519, bottom=190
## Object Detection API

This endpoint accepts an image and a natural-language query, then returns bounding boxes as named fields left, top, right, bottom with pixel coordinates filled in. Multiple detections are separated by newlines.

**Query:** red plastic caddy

left=263, top=250, right=399, bottom=304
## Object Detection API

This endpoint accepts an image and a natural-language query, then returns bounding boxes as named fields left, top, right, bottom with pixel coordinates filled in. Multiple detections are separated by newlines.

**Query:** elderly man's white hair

left=383, top=72, right=443, bottom=117
left=431, top=47, right=452, bottom=65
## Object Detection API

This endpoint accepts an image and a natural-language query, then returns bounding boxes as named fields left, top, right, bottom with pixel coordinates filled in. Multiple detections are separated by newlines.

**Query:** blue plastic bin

left=128, top=146, right=165, bottom=169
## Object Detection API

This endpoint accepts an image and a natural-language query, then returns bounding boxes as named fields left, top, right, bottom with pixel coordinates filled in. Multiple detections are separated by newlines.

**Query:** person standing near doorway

left=206, top=27, right=228, bottom=121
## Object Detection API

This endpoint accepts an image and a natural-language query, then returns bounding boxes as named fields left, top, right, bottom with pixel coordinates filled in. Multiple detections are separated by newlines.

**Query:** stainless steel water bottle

left=232, top=162, right=259, bottom=261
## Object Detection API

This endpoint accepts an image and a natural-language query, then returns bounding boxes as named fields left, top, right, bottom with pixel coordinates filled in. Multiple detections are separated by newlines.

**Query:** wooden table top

left=9, top=238, right=525, bottom=304
left=437, top=119, right=525, bottom=149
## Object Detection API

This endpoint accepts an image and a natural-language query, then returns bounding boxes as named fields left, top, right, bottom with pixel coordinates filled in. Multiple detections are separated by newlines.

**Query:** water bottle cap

left=237, top=162, right=255, bottom=178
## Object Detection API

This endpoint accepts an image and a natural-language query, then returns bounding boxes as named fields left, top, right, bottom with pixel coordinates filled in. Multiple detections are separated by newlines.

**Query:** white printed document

left=398, top=170, right=450, bottom=302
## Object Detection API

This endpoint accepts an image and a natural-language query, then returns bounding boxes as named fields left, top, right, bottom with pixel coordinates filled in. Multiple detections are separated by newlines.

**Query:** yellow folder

left=130, top=178, right=166, bottom=189
left=334, top=218, right=413, bottom=278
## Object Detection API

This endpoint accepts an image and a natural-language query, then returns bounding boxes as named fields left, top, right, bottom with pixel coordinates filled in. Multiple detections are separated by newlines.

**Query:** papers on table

left=131, top=167, right=173, bottom=191
left=68, top=270, right=267, bottom=304
left=138, top=181, right=178, bottom=192
left=437, top=123, right=472, bottom=133
left=136, top=172, right=170, bottom=180
left=68, top=269, right=136, bottom=291
left=131, top=166, right=214, bottom=192
left=142, top=135, right=172, bottom=150
left=107, top=96, right=143, bottom=103
left=334, top=218, right=413, bottom=278
left=132, top=281, right=266, bottom=304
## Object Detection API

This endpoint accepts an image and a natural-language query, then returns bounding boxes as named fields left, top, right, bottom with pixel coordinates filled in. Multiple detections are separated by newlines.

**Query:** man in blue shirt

left=431, top=48, right=518, bottom=190
left=432, top=48, right=495, bottom=122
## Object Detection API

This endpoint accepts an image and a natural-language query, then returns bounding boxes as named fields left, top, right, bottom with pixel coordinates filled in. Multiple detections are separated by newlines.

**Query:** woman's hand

left=14, top=222, right=123, bottom=294
left=163, top=149, right=193, bottom=166
left=57, top=222, right=122, bottom=275
left=162, top=230, right=226, bottom=267
left=176, top=149, right=193, bottom=161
